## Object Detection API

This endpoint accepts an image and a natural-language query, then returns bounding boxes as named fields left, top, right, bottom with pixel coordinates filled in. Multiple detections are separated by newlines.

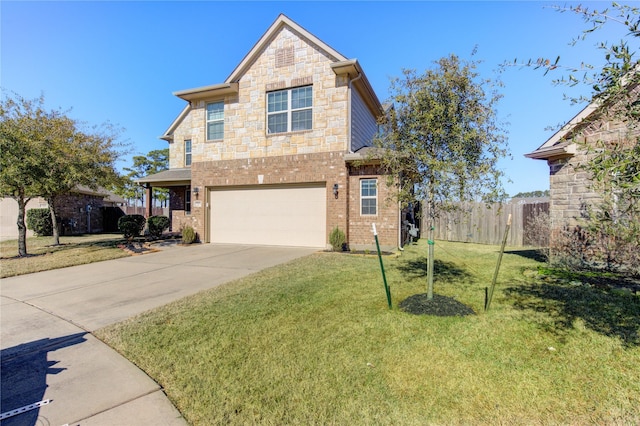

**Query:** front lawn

left=96, top=240, right=640, bottom=425
left=0, top=234, right=129, bottom=278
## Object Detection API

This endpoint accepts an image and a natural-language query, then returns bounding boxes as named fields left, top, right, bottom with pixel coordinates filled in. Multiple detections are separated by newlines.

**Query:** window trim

left=184, top=139, right=192, bottom=167
left=266, top=85, right=313, bottom=135
left=206, top=100, right=224, bottom=141
left=360, top=178, right=378, bottom=216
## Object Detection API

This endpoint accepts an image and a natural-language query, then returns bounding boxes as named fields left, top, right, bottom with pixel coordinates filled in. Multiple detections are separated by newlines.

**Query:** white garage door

left=209, top=184, right=326, bottom=247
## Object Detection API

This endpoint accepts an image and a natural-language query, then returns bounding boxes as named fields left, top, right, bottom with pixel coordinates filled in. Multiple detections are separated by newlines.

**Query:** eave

left=331, top=60, right=383, bottom=116
left=173, top=83, right=239, bottom=102
left=136, top=168, right=192, bottom=187
left=524, top=141, right=576, bottom=160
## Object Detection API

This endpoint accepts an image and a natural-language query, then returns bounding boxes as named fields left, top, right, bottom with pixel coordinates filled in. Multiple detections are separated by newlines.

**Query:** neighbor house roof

left=136, top=168, right=191, bottom=187
left=160, top=14, right=383, bottom=142
left=526, top=65, right=639, bottom=161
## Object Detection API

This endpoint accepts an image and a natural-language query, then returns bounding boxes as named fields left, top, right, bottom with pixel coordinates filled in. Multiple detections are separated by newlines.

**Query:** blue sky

left=1, top=1, right=630, bottom=196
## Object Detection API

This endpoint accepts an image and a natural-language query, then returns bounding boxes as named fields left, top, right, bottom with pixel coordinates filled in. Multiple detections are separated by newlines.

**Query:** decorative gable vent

left=276, top=47, right=294, bottom=68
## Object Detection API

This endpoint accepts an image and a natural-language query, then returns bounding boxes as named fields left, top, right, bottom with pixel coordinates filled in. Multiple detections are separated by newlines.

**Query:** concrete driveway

left=0, top=243, right=318, bottom=425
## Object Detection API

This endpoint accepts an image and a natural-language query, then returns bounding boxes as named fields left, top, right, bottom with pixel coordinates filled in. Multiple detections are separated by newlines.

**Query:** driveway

left=0, top=243, right=318, bottom=425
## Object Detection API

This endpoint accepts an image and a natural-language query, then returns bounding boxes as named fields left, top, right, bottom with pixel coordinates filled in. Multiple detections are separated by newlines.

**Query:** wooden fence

left=422, top=199, right=549, bottom=247
left=121, top=206, right=169, bottom=217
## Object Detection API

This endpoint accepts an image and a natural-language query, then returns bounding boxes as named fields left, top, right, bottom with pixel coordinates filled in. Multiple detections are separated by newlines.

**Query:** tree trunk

left=426, top=188, right=436, bottom=300
left=47, top=197, right=61, bottom=246
left=15, top=195, right=29, bottom=256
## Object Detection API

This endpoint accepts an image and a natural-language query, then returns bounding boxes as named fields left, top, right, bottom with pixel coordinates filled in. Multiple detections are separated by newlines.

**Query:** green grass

left=96, top=240, right=640, bottom=425
left=0, top=234, right=129, bottom=277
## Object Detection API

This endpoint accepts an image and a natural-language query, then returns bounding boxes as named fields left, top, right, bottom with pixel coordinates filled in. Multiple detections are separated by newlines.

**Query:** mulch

left=399, top=293, right=476, bottom=317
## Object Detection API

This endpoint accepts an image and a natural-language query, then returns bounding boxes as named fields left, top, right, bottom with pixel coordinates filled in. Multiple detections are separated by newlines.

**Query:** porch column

left=145, top=184, right=152, bottom=218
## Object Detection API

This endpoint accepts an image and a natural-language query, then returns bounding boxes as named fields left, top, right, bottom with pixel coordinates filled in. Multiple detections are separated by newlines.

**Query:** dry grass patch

left=97, top=240, right=640, bottom=425
left=0, top=234, right=129, bottom=277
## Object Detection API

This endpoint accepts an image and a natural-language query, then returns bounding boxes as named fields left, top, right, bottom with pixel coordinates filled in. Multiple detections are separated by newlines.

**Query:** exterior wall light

left=193, top=187, right=200, bottom=198
left=333, top=183, right=339, bottom=199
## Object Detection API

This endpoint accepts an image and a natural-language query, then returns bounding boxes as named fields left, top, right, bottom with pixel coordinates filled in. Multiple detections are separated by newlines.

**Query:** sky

left=1, top=1, right=632, bottom=197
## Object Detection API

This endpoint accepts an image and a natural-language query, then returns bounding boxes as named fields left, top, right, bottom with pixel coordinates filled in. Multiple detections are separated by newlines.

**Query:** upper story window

left=267, top=86, right=312, bottom=134
left=185, top=139, right=192, bottom=167
left=206, top=101, right=224, bottom=141
left=360, top=178, right=377, bottom=215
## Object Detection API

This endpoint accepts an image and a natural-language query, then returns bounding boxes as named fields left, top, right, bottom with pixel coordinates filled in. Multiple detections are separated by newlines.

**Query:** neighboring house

left=525, top=82, right=639, bottom=231
left=139, top=14, right=403, bottom=250
left=0, top=187, right=126, bottom=241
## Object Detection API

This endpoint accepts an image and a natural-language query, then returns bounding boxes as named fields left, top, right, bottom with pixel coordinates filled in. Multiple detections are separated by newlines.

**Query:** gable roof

left=161, top=14, right=382, bottom=141
left=524, top=101, right=597, bottom=160
left=226, top=14, right=348, bottom=83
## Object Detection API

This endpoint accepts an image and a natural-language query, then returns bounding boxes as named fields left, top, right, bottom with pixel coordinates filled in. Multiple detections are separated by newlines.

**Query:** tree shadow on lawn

left=505, top=248, right=547, bottom=263
left=504, top=274, right=640, bottom=347
left=396, top=257, right=476, bottom=316
left=397, top=256, right=473, bottom=284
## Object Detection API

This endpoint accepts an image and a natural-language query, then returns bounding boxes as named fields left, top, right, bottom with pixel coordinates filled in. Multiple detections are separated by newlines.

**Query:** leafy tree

left=118, top=148, right=169, bottom=207
left=511, top=190, right=550, bottom=199
left=0, top=92, right=125, bottom=252
left=511, top=3, right=639, bottom=271
left=376, top=54, right=509, bottom=299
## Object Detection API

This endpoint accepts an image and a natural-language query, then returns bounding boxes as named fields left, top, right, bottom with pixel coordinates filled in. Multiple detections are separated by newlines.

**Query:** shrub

left=118, top=214, right=146, bottom=239
left=148, top=215, right=170, bottom=238
left=329, top=226, right=346, bottom=251
left=524, top=210, right=550, bottom=261
left=182, top=225, right=197, bottom=244
left=26, top=208, right=53, bottom=236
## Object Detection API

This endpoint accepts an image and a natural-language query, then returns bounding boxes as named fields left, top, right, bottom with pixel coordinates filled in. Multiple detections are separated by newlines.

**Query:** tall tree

left=0, top=94, right=52, bottom=255
left=119, top=148, right=169, bottom=207
left=0, top=92, right=125, bottom=251
left=376, top=54, right=509, bottom=299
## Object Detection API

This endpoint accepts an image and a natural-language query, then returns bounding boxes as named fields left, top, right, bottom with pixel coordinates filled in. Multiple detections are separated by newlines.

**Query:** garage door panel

left=210, top=185, right=326, bottom=247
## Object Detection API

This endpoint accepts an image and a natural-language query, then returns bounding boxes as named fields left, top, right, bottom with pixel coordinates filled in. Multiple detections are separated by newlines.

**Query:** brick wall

left=347, top=164, right=399, bottom=250
left=189, top=151, right=349, bottom=246
left=53, top=193, right=105, bottom=235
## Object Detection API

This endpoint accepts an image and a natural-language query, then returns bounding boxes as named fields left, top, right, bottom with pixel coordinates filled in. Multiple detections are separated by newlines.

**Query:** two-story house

left=139, top=14, right=403, bottom=250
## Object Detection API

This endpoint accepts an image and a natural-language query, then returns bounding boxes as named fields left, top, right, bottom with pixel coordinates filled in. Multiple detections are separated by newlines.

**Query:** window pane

left=362, top=199, right=376, bottom=215
left=206, top=102, right=224, bottom=121
left=268, top=91, right=288, bottom=113
left=207, top=121, right=224, bottom=140
left=185, top=140, right=192, bottom=166
left=361, top=180, right=377, bottom=197
left=268, top=112, right=287, bottom=134
left=291, top=109, right=312, bottom=131
left=292, top=86, right=312, bottom=109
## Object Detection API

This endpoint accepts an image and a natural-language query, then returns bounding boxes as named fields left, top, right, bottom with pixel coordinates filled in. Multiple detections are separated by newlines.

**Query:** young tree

left=377, top=54, right=509, bottom=299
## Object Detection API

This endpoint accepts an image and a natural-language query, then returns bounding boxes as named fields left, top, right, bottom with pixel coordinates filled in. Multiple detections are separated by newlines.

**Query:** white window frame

left=206, top=101, right=224, bottom=141
left=360, top=178, right=378, bottom=216
left=184, top=139, right=192, bottom=167
left=267, top=85, right=312, bottom=134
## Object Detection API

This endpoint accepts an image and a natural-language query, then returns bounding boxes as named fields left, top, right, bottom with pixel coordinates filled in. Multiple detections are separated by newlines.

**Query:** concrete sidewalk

left=1, top=243, right=318, bottom=425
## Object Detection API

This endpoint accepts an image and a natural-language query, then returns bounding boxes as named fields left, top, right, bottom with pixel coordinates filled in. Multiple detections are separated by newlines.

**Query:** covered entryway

left=209, top=184, right=326, bottom=247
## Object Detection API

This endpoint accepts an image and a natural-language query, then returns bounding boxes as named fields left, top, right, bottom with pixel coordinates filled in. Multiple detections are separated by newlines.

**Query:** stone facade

left=156, top=15, right=399, bottom=249
left=546, top=118, right=638, bottom=228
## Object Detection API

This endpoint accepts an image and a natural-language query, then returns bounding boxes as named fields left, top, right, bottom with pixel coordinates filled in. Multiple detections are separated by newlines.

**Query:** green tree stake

left=372, top=223, right=392, bottom=309
left=486, top=214, right=512, bottom=311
